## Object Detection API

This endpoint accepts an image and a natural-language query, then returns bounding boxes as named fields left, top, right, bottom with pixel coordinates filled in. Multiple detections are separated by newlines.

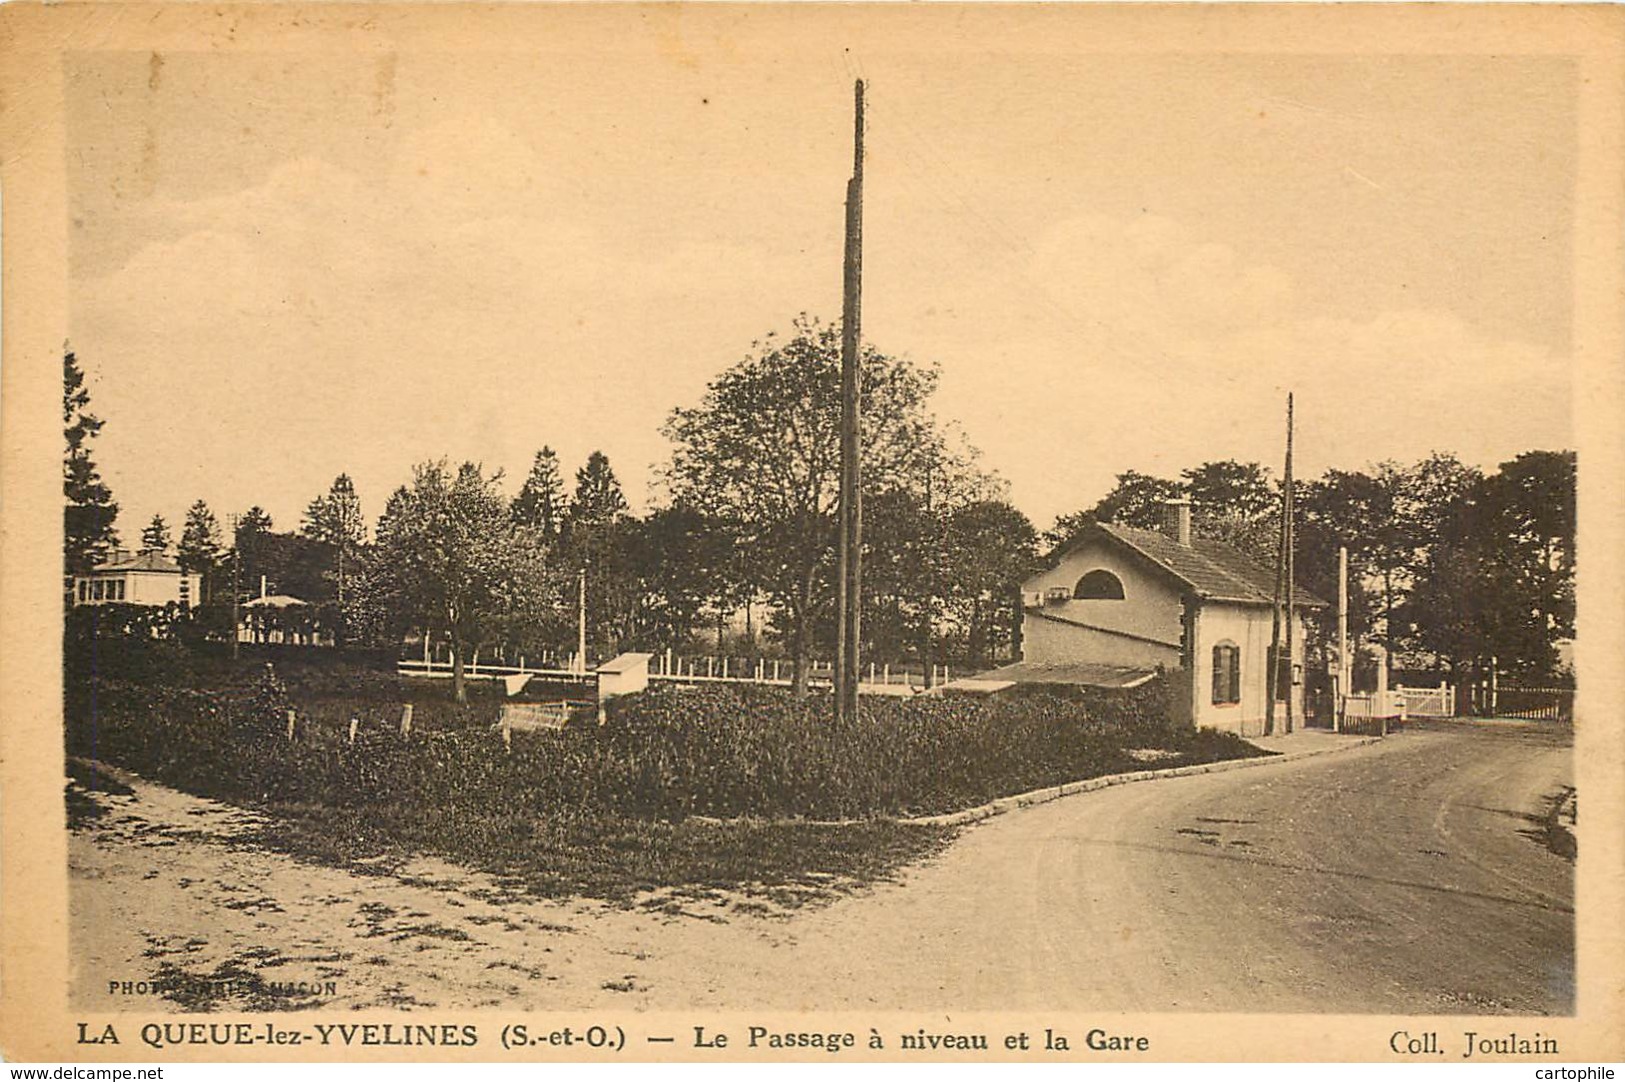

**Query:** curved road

left=69, top=719, right=1573, bottom=1015
left=652, top=719, right=1573, bottom=1014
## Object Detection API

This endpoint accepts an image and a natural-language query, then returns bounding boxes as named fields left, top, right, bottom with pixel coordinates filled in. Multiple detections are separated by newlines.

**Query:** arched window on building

left=1212, top=641, right=1241, bottom=705
left=1073, top=569, right=1125, bottom=600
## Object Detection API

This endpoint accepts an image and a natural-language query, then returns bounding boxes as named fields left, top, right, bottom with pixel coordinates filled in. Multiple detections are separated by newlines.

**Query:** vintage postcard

left=2, top=1, right=1622, bottom=1065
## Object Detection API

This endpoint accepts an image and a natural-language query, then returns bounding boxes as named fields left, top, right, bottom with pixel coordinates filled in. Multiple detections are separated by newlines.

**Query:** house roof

left=1048, top=521, right=1329, bottom=609
left=94, top=552, right=183, bottom=574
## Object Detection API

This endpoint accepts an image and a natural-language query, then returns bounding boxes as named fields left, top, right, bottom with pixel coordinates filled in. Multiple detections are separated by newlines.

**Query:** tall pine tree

left=64, top=349, right=120, bottom=590
left=141, top=514, right=172, bottom=554
left=302, top=474, right=366, bottom=605
left=569, top=450, right=629, bottom=528
left=512, top=447, right=566, bottom=542
left=178, top=500, right=224, bottom=600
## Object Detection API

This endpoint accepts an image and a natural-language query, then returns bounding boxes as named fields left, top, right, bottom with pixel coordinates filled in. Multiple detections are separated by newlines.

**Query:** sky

left=64, top=25, right=1578, bottom=540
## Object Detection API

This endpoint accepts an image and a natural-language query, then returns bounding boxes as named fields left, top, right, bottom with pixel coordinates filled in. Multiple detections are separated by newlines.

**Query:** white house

left=1011, top=500, right=1326, bottom=736
left=72, top=551, right=202, bottom=610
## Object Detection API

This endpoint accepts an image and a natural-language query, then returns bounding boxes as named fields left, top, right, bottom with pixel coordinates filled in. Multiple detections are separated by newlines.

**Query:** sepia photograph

left=2, top=1, right=1622, bottom=1065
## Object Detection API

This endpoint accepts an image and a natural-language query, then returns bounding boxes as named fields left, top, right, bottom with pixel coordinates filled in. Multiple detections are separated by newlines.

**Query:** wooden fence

left=648, top=653, right=950, bottom=693
left=397, top=654, right=953, bottom=695
left=1492, top=685, right=1575, bottom=721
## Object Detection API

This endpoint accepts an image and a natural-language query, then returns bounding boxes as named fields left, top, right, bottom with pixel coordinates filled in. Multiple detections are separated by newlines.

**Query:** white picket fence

left=648, top=653, right=949, bottom=693
left=397, top=654, right=951, bottom=696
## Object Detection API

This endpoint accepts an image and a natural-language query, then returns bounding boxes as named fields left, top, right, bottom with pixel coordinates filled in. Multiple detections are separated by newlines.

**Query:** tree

left=178, top=500, right=224, bottom=600
left=943, top=499, right=1038, bottom=668
left=232, top=507, right=274, bottom=600
left=237, top=506, right=274, bottom=537
left=859, top=486, right=938, bottom=668
left=512, top=447, right=567, bottom=542
left=302, top=474, right=367, bottom=606
left=368, top=460, right=558, bottom=703
left=1374, top=454, right=1479, bottom=658
left=1047, top=462, right=1277, bottom=562
left=627, top=505, right=734, bottom=651
left=1297, top=468, right=1391, bottom=646
left=141, top=514, right=172, bottom=554
left=1045, top=470, right=1183, bottom=553
left=1405, top=451, right=1575, bottom=682
left=663, top=314, right=955, bottom=695
left=1488, top=449, right=1576, bottom=657
left=1181, top=460, right=1279, bottom=565
left=64, top=349, right=120, bottom=587
left=554, top=452, right=638, bottom=659
left=856, top=464, right=1016, bottom=676
left=568, top=451, right=629, bottom=529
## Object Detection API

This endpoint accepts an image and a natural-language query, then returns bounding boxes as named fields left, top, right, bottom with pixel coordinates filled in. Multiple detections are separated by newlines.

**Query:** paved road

left=662, top=720, right=1574, bottom=1014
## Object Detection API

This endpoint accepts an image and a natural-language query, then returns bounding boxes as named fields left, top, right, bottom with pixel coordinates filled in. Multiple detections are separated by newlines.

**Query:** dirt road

left=71, top=719, right=1572, bottom=1014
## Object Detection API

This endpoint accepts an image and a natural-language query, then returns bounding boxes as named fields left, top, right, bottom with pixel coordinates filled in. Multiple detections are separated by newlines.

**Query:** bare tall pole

left=1337, top=544, right=1350, bottom=734
left=577, top=566, right=588, bottom=673
left=1266, top=395, right=1289, bottom=737
left=228, top=513, right=241, bottom=661
left=1284, top=392, right=1296, bottom=733
left=834, top=79, right=866, bottom=723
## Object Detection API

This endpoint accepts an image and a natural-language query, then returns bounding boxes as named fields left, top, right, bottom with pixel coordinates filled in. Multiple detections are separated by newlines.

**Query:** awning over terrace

left=965, top=661, right=1161, bottom=689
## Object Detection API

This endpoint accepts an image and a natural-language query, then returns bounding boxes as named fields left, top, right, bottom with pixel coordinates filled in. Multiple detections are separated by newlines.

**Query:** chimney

left=1161, top=498, right=1192, bottom=547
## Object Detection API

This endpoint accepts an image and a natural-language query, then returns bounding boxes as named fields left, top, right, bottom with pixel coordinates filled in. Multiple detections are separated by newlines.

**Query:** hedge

left=65, top=661, right=1263, bottom=821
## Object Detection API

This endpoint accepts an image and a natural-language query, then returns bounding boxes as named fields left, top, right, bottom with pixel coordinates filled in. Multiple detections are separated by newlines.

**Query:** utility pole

left=1266, top=394, right=1292, bottom=736
left=577, top=565, right=588, bottom=674
left=227, top=513, right=241, bottom=661
left=929, top=448, right=942, bottom=685
left=1337, top=544, right=1349, bottom=734
left=1284, top=392, right=1296, bottom=734
left=834, top=78, right=866, bottom=723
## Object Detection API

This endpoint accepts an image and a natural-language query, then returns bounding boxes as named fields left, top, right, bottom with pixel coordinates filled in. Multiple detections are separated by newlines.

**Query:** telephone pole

left=577, top=565, right=588, bottom=673
left=227, top=513, right=242, bottom=661
left=834, top=78, right=866, bottom=723
left=1284, top=392, right=1296, bottom=734
left=1266, top=394, right=1292, bottom=736
left=1337, top=544, right=1349, bottom=733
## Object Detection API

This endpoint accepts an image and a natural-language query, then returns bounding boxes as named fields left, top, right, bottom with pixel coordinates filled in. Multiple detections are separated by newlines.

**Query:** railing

left=396, top=658, right=589, bottom=682
left=1493, top=686, right=1574, bottom=722
left=1395, top=685, right=1455, bottom=718
left=1342, top=691, right=1406, bottom=719
left=648, top=653, right=950, bottom=692
left=1338, top=691, right=1407, bottom=735
left=397, top=653, right=957, bottom=695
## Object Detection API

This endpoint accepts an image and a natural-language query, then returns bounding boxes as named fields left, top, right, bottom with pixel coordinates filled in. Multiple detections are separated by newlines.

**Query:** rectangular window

left=1212, top=643, right=1241, bottom=705
left=115, top=580, right=126, bottom=601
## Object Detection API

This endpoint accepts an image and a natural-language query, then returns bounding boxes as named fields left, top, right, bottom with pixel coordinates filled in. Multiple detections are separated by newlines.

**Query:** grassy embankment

left=65, top=640, right=1268, bottom=905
